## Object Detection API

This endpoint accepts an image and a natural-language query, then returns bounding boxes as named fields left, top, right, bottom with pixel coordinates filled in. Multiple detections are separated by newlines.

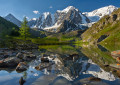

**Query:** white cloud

left=33, top=10, right=39, bottom=14
left=49, top=6, right=53, bottom=9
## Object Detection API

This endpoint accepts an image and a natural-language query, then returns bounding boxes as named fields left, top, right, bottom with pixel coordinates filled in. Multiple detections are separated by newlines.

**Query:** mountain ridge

left=4, top=14, right=21, bottom=27
left=4, top=5, right=118, bottom=33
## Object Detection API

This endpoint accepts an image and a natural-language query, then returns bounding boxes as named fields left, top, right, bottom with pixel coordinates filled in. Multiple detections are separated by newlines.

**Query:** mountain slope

left=4, top=14, right=21, bottom=27
left=83, top=5, right=118, bottom=22
left=0, top=16, right=19, bottom=36
left=81, top=8, right=120, bottom=45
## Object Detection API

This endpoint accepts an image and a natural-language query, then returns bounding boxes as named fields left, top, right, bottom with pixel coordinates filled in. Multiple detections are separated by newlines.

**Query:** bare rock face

left=54, top=6, right=90, bottom=32
left=16, top=62, right=28, bottom=72
left=31, top=12, right=53, bottom=29
left=112, top=14, right=117, bottom=21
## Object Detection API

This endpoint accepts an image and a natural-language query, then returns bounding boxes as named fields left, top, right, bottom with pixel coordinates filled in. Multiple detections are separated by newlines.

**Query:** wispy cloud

left=49, top=6, right=53, bottom=9
left=33, top=10, right=39, bottom=14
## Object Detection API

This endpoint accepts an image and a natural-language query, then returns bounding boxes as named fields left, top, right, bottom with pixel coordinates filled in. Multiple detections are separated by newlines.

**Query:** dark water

left=0, top=45, right=120, bottom=85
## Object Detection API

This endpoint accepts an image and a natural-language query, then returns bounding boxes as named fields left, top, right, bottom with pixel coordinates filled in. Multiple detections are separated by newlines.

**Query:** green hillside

left=81, top=8, right=120, bottom=45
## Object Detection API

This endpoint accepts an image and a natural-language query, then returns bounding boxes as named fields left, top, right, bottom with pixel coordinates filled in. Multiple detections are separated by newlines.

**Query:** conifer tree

left=19, top=17, right=30, bottom=39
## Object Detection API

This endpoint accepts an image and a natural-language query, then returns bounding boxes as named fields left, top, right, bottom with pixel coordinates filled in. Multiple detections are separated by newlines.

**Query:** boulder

left=16, top=52, right=23, bottom=59
left=23, top=54, right=36, bottom=61
left=16, top=52, right=36, bottom=61
left=41, top=57, right=49, bottom=62
left=0, top=57, right=22, bottom=68
left=65, top=54, right=79, bottom=61
left=35, top=62, right=53, bottom=70
left=16, top=62, right=28, bottom=72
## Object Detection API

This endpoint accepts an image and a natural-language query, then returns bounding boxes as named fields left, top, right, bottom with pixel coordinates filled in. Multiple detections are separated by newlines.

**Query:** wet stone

left=0, top=57, right=22, bottom=68
left=35, top=62, right=53, bottom=70
left=41, top=57, right=49, bottom=62
left=16, top=62, right=29, bottom=72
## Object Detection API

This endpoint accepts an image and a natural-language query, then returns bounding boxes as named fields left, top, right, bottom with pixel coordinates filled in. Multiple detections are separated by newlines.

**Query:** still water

left=0, top=45, right=120, bottom=85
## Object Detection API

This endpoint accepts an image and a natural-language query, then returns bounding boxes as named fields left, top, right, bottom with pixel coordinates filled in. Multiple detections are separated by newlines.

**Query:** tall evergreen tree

left=19, top=17, right=30, bottom=39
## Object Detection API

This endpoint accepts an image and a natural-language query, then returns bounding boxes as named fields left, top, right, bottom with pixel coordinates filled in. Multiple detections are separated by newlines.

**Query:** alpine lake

left=0, top=43, right=120, bottom=85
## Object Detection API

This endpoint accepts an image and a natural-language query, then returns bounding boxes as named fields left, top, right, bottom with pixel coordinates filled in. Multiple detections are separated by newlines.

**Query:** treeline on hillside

left=0, top=16, right=46, bottom=38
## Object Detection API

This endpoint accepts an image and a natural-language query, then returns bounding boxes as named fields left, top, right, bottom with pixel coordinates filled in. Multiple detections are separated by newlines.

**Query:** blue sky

left=0, top=0, right=120, bottom=21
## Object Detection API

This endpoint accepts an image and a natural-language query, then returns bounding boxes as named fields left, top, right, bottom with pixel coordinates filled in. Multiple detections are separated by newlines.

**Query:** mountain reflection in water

left=0, top=45, right=120, bottom=85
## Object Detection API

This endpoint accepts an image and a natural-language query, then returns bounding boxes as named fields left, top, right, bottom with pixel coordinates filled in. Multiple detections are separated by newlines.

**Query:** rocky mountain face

left=54, top=6, right=90, bottom=32
left=28, top=6, right=90, bottom=32
left=81, top=8, right=120, bottom=45
left=27, top=18, right=37, bottom=28
left=31, top=12, right=54, bottom=29
left=4, top=14, right=21, bottom=27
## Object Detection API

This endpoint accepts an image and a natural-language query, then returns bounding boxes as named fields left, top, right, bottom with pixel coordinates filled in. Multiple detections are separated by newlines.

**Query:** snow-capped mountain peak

left=57, top=6, right=78, bottom=13
left=43, top=12, right=50, bottom=19
left=83, top=5, right=118, bottom=22
left=87, top=5, right=117, bottom=17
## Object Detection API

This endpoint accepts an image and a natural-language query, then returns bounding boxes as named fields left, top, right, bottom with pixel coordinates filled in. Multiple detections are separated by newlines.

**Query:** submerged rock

left=16, top=62, right=28, bottom=72
left=88, top=77, right=101, bottom=81
left=74, top=77, right=108, bottom=85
